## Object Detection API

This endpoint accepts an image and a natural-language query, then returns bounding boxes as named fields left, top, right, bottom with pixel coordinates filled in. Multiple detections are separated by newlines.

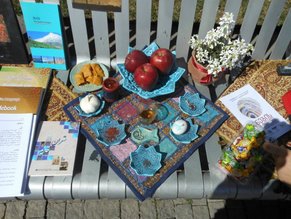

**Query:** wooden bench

left=22, top=0, right=290, bottom=200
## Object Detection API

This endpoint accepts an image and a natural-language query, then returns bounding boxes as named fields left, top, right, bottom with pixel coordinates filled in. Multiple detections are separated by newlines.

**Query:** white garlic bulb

left=171, top=119, right=188, bottom=135
left=80, top=94, right=100, bottom=114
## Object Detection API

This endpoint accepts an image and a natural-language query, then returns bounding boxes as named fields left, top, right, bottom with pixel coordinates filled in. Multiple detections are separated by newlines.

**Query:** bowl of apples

left=116, top=42, right=185, bottom=99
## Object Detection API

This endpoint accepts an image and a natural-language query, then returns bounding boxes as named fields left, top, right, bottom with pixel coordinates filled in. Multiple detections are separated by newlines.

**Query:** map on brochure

left=219, top=84, right=291, bottom=141
left=29, top=121, right=80, bottom=176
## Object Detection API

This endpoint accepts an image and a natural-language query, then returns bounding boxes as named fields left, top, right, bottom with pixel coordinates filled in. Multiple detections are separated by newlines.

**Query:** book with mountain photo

left=20, top=2, right=68, bottom=70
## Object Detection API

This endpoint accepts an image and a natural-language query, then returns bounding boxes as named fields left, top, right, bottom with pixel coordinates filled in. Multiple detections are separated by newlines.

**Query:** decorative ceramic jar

left=187, top=52, right=225, bottom=85
left=102, top=77, right=120, bottom=102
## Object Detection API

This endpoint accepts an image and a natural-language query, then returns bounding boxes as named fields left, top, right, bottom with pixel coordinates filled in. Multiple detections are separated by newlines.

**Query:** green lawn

left=13, top=0, right=289, bottom=26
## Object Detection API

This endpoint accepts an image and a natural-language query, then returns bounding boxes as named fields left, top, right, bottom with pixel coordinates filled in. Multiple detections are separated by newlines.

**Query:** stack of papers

left=0, top=86, right=44, bottom=197
left=0, top=114, right=35, bottom=197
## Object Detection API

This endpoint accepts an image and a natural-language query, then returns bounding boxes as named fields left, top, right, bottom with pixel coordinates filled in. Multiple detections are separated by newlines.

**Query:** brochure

left=219, top=84, right=291, bottom=141
left=0, top=86, right=44, bottom=114
left=0, top=113, right=34, bottom=197
left=29, top=121, right=80, bottom=176
left=0, top=66, right=51, bottom=88
left=20, top=2, right=68, bottom=70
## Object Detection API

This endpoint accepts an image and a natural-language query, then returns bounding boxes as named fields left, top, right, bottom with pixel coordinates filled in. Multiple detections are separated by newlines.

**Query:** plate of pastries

left=70, top=60, right=109, bottom=92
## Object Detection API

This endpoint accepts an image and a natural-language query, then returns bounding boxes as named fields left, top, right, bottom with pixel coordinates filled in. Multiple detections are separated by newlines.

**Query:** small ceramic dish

left=170, top=117, right=199, bottom=144
left=69, top=60, right=109, bottom=92
left=93, top=115, right=127, bottom=147
left=130, top=125, right=159, bottom=145
left=74, top=93, right=105, bottom=117
left=117, top=42, right=185, bottom=99
left=179, top=92, right=206, bottom=116
left=130, top=145, right=162, bottom=176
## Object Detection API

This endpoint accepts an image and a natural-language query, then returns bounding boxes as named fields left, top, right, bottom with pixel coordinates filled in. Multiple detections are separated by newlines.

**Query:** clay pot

left=187, top=52, right=225, bottom=85
left=102, top=77, right=120, bottom=102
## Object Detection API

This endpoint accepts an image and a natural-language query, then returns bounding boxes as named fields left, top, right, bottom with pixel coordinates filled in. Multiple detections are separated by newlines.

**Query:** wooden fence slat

left=270, top=9, right=291, bottom=59
left=136, top=0, right=152, bottom=50
left=224, top=0, right=242, bottom=23
left=252, top=0, right=287, bottom=59
left=156, top=0, right=175, bottom=49
left=175, top=0, right=197, bottom=62
left=240, top=0, right=265, bottom=44
left=198, top=0, right=220, bottom=39
left=67, top=0, right=90, bottom=64
left=113, top=0, right=129, bottom=65
left=92, top=11, right=111, bottom=68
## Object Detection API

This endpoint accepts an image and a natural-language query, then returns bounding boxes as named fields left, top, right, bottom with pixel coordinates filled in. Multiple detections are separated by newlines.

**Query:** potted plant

left=188, top=12, right=254, bottom=85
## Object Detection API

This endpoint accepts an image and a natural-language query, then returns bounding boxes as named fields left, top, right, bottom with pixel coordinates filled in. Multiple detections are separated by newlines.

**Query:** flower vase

left=187, top=53, right=225, bottom=85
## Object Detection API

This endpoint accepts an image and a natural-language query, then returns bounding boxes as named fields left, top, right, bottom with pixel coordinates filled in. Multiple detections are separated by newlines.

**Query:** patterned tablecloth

left=216, top=60, right=291, bottom=144
left=42, top=76, right=78, bottom=121
left=63, top=79, right=228, bottom=200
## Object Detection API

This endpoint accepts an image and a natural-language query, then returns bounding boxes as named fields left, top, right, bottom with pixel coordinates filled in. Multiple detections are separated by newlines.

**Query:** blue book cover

left=20, top=2, right=68, bottom=70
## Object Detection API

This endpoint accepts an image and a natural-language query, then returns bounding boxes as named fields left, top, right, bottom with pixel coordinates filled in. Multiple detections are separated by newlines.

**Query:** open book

left=0, top=86, right=44, bottom=197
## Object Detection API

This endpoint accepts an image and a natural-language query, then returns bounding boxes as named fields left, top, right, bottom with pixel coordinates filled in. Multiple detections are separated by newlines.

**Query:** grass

left=12, top=0, right=289, bottom=26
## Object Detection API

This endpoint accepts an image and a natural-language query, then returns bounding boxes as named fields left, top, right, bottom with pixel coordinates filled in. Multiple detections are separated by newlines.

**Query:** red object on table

left=282, top=90, right=291, bottom=120
left=102, top=77, right=120, bottom=102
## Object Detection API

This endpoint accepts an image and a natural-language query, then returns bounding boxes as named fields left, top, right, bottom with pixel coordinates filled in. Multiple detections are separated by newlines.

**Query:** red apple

left=134, top=63, right=159, bottom=91
left=150, top=48, right=174, bottom=74
left=124, top=50, right=149, bottom=73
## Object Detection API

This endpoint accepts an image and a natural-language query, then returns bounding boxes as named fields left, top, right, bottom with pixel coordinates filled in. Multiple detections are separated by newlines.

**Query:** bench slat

left=175, top=0, right=197, bottom=61
left=270, top=9, right=291, bottom=59
left=106, top=167, right=126, bottom=198
left=198, top=0, right=220, bottom=39
left=178, top=152, right=204, bottom=198
left=67, top=0, right=90, bottom=64
left=156, top=0, right=175, bottom=49
left=240, top=0, right=265, bottom=44
left=92, top=11, right=111, bottom=67
left=113, top=0, right=130, bottom=66
left=224, top=0, right=242, bottom=23
left=252, top=0, right=287, bottom=59
left=136, top=0, right=152, bottom=49
left=203, top=135, right=237, bottom=199
left=72, top=141, right=101, bottom=199
left=44, top=176, right=73, bottom=199
left=154, top=172, right=178, bottom=198
left=25, top=177, right=46, bottom=199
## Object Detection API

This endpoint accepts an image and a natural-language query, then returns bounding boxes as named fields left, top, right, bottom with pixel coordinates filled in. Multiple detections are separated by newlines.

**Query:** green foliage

left=28, top=40, right=60, bottom=49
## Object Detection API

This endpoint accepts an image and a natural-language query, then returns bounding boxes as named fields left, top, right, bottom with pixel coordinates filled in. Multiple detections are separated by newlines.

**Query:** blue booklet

left=20, top=2, right=68, bottom=70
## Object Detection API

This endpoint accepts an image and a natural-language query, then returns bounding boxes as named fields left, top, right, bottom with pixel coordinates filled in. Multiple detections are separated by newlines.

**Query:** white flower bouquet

left=189, top=12, right=254, bottom=77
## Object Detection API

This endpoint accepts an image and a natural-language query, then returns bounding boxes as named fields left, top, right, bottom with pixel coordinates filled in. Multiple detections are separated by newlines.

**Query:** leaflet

left=219, top=84, right=291, bottom=141
left=0, top=113, right=34, bottom=197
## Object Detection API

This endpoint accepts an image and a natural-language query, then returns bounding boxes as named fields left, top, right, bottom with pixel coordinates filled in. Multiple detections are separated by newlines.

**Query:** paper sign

left=219, top=84, right=291, bottom=141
